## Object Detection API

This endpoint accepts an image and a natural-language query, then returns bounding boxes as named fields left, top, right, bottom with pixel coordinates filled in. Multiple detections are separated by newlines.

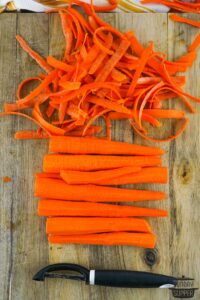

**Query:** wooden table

left=0, top=12, right=199, bottom=300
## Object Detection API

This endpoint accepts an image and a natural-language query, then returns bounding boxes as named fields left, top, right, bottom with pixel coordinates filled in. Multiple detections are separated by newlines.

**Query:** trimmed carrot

left=46, top=217, right=152, bottom=235
left=48, top=232, right=156, bottom=248
left=43, top=154, right=162, bottom=172
left=60, top=166, right=142, bottom=185
left=35, top=177, right=166, bottom=202
left=48, top=136, right=165, bottom=155
left=170, top=14, right=200, bottom=29
left=16, top=35, right=52, bottom=73
left=38, top=199, right=168, bottom=217
left=61, top=167, right=167, bottom=185
left=14, top=130, right=49, bottom=139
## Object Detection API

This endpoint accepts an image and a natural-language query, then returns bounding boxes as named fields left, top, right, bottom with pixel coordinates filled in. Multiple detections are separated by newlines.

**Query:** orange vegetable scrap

left=1, top=2, right=199, bottom=142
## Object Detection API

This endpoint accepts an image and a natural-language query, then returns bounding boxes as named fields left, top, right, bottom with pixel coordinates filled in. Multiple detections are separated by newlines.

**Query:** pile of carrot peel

left=35, top=136, right=168, bottom=248
left=1, top=5, right=200, bottom=142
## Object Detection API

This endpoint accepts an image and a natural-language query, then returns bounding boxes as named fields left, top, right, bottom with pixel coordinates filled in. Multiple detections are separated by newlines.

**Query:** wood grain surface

left=0, top=13, right=199, bottom=300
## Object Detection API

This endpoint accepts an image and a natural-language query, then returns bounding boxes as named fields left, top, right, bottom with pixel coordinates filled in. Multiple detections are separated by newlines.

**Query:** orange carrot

left=16, top=35, right=52, bottom=73
left=49, top=136, right=165, bottom=155
left=60, top=167, right=168, bottom=185
left=170, top=14, right=200, bottom=28
left=38, top=199, right=168, bottom=217
left=35, top=177, right=166, bottom=202
left=43, top=154, right=162, bottom=172
left=48, top=232, right=156, bottom=248
left=46, top=217, right=152, bottom=235
left=60, top=166, right=142, bottom=184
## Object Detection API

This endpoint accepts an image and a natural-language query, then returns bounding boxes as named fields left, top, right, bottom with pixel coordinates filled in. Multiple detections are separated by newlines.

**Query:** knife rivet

left=144, top=249, right=158, bottom=266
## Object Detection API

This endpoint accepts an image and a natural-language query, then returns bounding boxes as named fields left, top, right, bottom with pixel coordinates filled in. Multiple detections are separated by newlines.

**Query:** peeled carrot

left=49, top=136, right=165, bottom=156
left=48, top=232, right=156, bottom=248
left=60, top=167, right=168, bottom=185
left=38, top=199, right=168, bottom=217
left=35, top=177, right=166, bottom=202
left=43, top=154, right=162, bottom=172
left=60, top=166, right=141, bottom=185
left=46, top=217, right=152, bottom=235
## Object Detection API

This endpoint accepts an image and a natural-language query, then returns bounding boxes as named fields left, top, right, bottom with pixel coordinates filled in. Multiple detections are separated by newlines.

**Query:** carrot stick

left=38, top=199, right=168, bottom=217
left=170, top=14, right=200, bottom=28
left=46, top=217, right=152, bottom=235
left=48, top=232, right=156, bottom=248
left=60, top=166, right=142, bottom=185
left=49, top=136, right=165, bottom=156
left=43, top=154, right=162, bottom=172
left=60, top=167, right=168, bottom=185
left=97, top=167, right=168, bottom=185
left=16, top=35, right=52, bottom=73
left=35, top=177, right=166, bottom=202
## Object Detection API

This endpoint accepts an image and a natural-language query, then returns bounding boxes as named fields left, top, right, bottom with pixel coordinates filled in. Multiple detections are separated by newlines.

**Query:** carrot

left=48, top=232, right=156, bottom=248
left=48, top=136, right=165, bottom=155
left=46, top=217, right=152, bottom=235
left=16, top=35, right=52, bottom=73
left=60, top=167, right=168, bottom=185
left=170, top=14, right=200, bottom=28
left=15, top=130, right=49, bottom=139
left=38, top=199, right=168, bottom=217
left=43, top=154, right=162, bottom=172
left=35, top=177, right=166, bottom=202
left=60, top=166, right=142, bottom=185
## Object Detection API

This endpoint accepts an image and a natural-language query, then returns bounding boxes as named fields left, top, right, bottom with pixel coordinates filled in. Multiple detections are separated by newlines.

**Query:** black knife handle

left=89, top=270, right=177, bottom=288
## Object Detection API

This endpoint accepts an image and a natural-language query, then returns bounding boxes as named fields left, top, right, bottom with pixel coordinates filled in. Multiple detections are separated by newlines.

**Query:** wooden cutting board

left=0, top=13, right=199, bottom=300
